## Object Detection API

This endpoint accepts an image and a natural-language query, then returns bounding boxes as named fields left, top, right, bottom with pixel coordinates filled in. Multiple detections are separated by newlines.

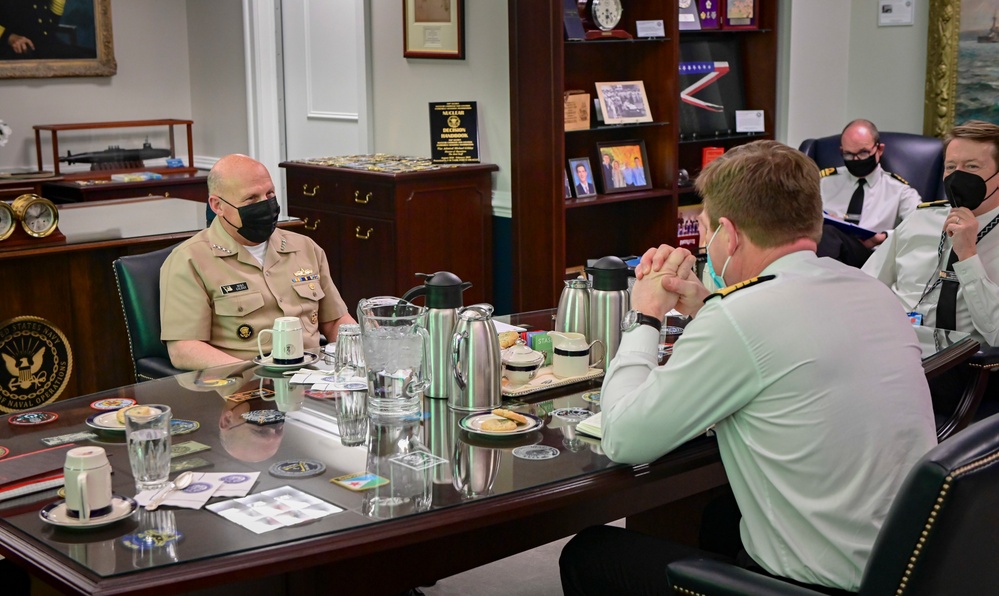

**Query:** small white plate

left=459, top=411, right=543, bottom=437
left=86, top=411, right=125, bottom=433
left=39, top=495, right=137, bottom=529
left=253, top=351, right=319, bottom=371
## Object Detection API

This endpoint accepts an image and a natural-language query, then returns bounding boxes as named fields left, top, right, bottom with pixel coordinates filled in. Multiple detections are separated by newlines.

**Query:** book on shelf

left=576, top=411, right=602, bottom=439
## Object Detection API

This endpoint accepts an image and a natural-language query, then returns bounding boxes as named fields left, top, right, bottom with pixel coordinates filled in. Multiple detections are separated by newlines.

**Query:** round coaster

left=512, top=445, right=560, bottom=461
left=121, top=529, right=184, bottom=551
left=170, top=419, right=200, bottom=435
left=581, top=391, right=601, bottom=404
left=8, top=411, right=58, bottom=426
left=0, top=446, right=8, bottom=459
left=551, top=407, right=592, bottom=420
left=242, top=410, right=285, bottom=425
left=269, top=459, right=326, bottom=478
left=90, top=398, right=136, bottom=411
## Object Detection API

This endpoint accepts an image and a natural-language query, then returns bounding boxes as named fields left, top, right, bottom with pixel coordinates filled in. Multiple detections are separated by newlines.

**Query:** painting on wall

left=0, top=0, right=116, bottom=79
left=924, top=0, right=999, bottom=136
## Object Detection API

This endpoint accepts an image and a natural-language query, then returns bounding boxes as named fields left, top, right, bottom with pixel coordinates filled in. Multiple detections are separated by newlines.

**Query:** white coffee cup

left=258, top=316, right=304, bottom=365
left=64, top=446, right=113, bottom=521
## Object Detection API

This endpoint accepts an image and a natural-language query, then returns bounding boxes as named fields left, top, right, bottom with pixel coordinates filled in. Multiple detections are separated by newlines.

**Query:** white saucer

left=253, top=351, right=319, bottom=371
left=40, top=495, right=137, bottom=529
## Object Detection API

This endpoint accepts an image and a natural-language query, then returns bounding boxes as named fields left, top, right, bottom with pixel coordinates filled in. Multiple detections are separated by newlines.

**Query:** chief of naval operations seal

left=0, top=316, right=73, bottom=413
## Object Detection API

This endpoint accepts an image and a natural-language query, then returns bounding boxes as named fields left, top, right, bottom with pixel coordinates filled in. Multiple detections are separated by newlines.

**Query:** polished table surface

left=0, top=312, right=977, bottom=595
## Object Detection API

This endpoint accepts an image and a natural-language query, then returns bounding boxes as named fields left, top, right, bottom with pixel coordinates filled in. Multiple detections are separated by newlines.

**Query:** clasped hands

left=633, top=245, right=711, bottom=318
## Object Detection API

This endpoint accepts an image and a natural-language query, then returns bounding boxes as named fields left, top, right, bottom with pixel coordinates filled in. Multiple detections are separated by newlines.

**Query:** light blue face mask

left=705, top=226, right=731, bottom=289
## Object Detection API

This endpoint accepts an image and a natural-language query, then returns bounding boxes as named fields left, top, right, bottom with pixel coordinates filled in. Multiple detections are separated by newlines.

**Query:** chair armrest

left=667, top=558, right=823, bottom=596
left=970, top=346, right=999, bottom=370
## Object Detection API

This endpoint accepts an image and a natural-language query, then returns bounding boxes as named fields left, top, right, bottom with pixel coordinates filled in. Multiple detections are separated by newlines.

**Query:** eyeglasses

left=841, top=144, right=879, bottom=161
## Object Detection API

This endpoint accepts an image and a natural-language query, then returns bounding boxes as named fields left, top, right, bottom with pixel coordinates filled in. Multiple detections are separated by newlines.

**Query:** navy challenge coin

left=170, top=419, right=201, bottom=435
left=512, top=445, right=560, bottom=461
left=8, top=411, right=58, bottom=426
left=242, top=410, right=285, bottom=425
left=121, top=529, right=184, bottom=551
left=269, top=459, right=326, bottom=478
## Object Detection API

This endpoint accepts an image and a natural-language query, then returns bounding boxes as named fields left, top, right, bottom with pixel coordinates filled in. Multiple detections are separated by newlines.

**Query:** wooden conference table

left=0, top=313, right=978, bottom=596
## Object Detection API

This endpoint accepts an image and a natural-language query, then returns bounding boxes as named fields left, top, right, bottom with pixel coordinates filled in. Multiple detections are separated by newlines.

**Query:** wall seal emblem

left=0, top=316, right=73, bottom=413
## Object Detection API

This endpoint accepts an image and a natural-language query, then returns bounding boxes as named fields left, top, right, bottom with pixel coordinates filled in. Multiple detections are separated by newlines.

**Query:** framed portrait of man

left=568, top=157, right=597, bottom=198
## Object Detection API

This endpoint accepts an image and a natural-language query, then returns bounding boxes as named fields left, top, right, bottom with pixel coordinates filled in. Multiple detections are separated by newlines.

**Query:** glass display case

left=32, top=118, right=196, bottom=178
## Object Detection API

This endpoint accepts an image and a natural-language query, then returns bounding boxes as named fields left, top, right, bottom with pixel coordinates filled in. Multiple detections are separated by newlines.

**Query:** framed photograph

left=568, top=157, right=597, bottom=198
left=0, top=0, right=116, bottom=80
left=404, top=0, right=465, bottom=60
left=723, top=0, right=758, bottom=29
left=925, top=0, right=998, bottom=137
left=594, top=81, right=654, bottom=125
left=596, top=140, right=652, bottom=194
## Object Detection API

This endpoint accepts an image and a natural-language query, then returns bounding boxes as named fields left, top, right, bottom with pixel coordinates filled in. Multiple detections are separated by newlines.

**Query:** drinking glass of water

left=124, top=405, right=172, bottom=492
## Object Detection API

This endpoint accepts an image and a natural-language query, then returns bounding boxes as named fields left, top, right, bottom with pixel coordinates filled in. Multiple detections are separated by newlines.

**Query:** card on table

left=330, top=472, right=389, bottom=492
left=388, top=452, right=447, bottom=471
left=170, top=456, right=213, bottom=473
left=40, top=431, right=97, bottom=446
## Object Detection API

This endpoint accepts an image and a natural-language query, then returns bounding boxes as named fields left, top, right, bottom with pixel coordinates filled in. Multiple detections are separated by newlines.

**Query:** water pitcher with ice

left=357, top=297, right=432, bottom=417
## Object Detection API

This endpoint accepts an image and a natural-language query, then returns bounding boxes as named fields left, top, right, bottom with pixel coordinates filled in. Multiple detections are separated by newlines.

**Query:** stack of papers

left=134, top=472, right=259, bottom=509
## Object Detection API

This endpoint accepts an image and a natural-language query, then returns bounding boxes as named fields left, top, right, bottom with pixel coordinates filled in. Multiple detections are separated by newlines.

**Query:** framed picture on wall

left=0, top=0, right=116, bottom=79
left=594, top=81, right=653, bottom=125
left=568, top=157, right=597, bottom=198
left=596, top=140, right=652, bottom=194
left=404, top=0, right=465, bottom=60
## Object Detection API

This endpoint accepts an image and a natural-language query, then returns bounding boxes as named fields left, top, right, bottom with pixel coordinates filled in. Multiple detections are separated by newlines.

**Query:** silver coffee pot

left=555, top=277, right=591, bottom=337
left=585, top=256, right=632, bottom=369
left=401, top=272, right=472, bottom=400
left=450, top=304, right=502, bottom=411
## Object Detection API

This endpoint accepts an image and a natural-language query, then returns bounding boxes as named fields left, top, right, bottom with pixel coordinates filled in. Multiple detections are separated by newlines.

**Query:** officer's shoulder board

left=885, top=171, right=911, bottom=186
left=705, top=275, right=776, bottom=302
left=917, top=199, right=950, bottom=209
left=819, top=167, right=838, bottom=178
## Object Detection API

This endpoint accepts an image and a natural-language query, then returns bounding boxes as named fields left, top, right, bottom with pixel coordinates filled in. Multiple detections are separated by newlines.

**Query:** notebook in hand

left=823, top=215, right=876, bottom=240
left=0, top=444, right=73, bottom=502
left=576, top=411, right=602, bottom=439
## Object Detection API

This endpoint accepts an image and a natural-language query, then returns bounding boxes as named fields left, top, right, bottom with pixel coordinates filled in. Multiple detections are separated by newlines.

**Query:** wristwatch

left=621, top=310, right=662, bottom=333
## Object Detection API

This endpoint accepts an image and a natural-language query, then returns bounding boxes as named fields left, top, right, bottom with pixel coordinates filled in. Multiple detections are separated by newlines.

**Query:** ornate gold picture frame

left=0, top=0, right=116, bottom=80
left=923, top=0, right=999, bottom=138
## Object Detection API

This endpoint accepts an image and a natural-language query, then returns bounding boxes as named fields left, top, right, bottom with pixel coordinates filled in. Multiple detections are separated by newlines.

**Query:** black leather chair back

left=798, top=132, right=945, bottom=202
left=667, top=414, right=999, bottom=595
left=113, top=245, right=184, bottom=381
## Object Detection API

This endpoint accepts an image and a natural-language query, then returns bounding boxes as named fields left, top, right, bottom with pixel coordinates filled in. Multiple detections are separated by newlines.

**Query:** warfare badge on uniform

left=237, top=324, right=254, bottom=340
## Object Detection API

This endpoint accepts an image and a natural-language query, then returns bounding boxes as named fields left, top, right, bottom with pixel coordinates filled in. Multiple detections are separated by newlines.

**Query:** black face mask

left=219, top=196, right=280, bottom=243
left=944, top=169, right=999, bottom=211
left=843, top=153, right=878, bottom=178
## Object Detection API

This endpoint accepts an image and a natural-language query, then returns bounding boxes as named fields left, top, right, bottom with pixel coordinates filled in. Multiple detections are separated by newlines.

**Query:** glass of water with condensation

left=124, top=405, right=172, bottom=492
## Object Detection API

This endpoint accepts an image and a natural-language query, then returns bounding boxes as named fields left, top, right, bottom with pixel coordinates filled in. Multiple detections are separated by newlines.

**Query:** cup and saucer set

left=252, top=316, right=320, bottom=371
left=40, top=446, right=137, bottom=529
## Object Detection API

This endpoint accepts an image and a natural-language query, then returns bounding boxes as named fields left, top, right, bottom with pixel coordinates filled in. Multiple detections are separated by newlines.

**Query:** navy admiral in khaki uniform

left=560, top=141, right=935, bottom=594
left=160, top=154, right=354, bottom=370
left=817, top=119, right=921, bottom=267
left=864, top=120, right=999, bottom=348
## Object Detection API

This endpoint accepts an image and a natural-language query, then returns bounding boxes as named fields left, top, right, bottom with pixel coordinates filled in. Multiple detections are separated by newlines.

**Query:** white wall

left=0, top=0, right=194, bottom=170
left=186, top=0, right=249, bottom=163
left=368, top=0, right=511, bottom=216
left=782, top=0, right=929, bottom=147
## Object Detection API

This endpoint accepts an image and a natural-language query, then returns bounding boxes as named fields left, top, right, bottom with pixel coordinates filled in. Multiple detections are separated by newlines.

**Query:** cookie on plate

left=492, top=408, right=529, bottom=425
left=481, top=418, right=517, bottom=432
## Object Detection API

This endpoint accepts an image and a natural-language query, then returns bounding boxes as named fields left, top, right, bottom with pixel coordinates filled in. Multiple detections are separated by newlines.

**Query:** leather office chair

left=113, top=245, right=185, bottom=382
left=666, top=412, right=999, bottom=595
left=798, top=132, right=945, bottom=202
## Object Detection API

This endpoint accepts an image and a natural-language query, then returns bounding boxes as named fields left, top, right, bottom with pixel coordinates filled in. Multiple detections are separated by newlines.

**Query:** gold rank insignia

left=237, top=324, right=254, bottom=340
left=918, top=199, right=950, bottom=209
left=888, top=172, right=910, bottom=185
left=819, top=167, right=837, bottom=177
left=705, top=274, right=776, bottom=302
left=295, top=268, right=313, bottom=277
left=311, top=311, right=318, bottom=324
